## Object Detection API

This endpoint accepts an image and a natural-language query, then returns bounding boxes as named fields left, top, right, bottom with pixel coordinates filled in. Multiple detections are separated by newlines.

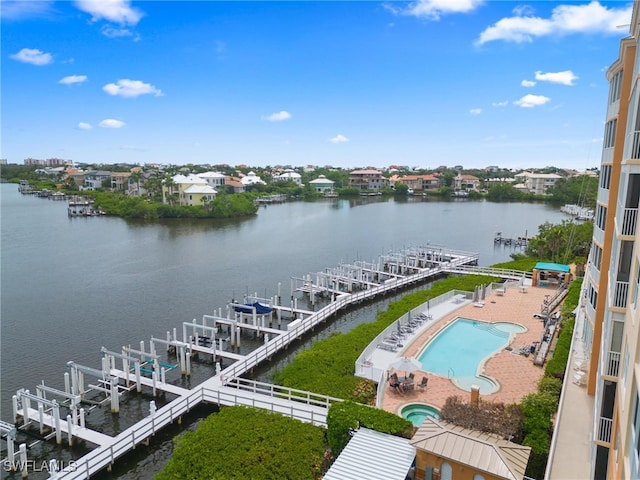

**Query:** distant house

left=454, top=173, right=480, bottom=191
left=277, top=169, right=303, bottom=185
left=163, top=174, right=216, bottom=205
left=111, top=172, right=132, bottom=192
left=410, top=418, right=531, bottom=480
left=309, top=175, right=335, bottom=193
left=197, top=171, right=226, bottom=188
left=241, top=171, right=266, bottom=186
left=183, top=184, right=217, bottom=206
left=514, top=172, right=562, bottom=195
left=349, top=169, right=388, bottom=191
left=82, top=170, right=112, bottom=190
left=224, top=177, right=245, bottom=193
left=389, top=174, right=440, bottom=192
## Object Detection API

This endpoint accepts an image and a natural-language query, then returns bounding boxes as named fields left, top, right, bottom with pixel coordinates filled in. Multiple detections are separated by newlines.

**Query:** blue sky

left=1, top=1, right=633, bottom=170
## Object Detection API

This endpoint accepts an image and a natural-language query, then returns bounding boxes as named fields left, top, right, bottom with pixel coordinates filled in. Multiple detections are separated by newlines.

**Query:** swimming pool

left=401, top=404, right=440, bottom=426
left=417, top=318, right=525, bottom=394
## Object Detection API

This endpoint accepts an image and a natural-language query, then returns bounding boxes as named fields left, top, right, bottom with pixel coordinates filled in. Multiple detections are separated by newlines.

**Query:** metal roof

left=410, top=419, right=531, bottom=480
left=323, top=428, right=415, bottom=480
left=534, top=262, right=571, bottom=273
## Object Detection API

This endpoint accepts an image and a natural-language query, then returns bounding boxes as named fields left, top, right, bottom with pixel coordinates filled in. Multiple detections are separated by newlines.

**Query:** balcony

left=604, top=351, right=621, bottom=377
left=619, top=208, right=638, bottom=237
left=629, top=130, right=640, bottom=160
left=597, top=416, right=613, bottom=445
left=613, top=281, right=629, bottom=309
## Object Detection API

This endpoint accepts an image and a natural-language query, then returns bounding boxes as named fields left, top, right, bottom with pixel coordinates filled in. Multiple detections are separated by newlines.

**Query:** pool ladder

left=447, top=368, right=455, bottom=379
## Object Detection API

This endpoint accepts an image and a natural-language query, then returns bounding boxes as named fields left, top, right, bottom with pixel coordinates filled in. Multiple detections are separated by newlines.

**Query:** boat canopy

left=233, top=302, right=273, bottom=314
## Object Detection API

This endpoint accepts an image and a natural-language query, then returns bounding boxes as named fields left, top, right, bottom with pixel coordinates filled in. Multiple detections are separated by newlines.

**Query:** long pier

left=4, top=245, right=480, bottom=479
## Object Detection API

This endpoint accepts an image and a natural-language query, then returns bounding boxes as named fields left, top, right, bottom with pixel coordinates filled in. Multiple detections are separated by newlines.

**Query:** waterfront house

left=389, top=174, right=440, bottom=193
left=82, top=170, right=112, bottom=191
left=410, top=418, right=531, bottom=480
left=224, top=177, right=246, bottom=193
left=240, top=171, right=267, bottom=186
left=183, top=184, right=217, bottom=206
left=110, top=172, right=132, bottom=192
left=454, top=173, right=480, bottom=192
left=197, top=171, right=226, bottom=189
left=163, top=174, right=211, bottom=205
left=276, top=169, right=303, bottom=185
left=348, top=169, right=388, bottom=191
left=309, top=175, right=335, bottom=193
left=513, top=172, right=562, bottom=195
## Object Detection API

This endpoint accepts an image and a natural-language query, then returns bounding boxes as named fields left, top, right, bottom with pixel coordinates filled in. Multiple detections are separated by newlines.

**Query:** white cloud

left=476, top=1, right=632, bottom=45
left=74, top=0, right=143, bottom=26
left=328, top=134, right=349, bottom=144
left=10, top=48, right=52, bottom=66
left=386, top=0, right=484, bottom=20
left=103, top=79, right=163, bottom=98
left=535, top=70, right=578, bottom=86
left=101, top=25, right=137, bottom=39
left=1, top=1, right=54, bottom=20
left=99, top=118, right=126, bottom=128
left=521, top=80, right=536, bottom=87
left=514, top=94, right=551, bottom=108
left=264, top=111, right=292, bottom=122
left=469, top=108, right=482, bottom=115
left=77, top=122, right=92, bottom=130
left=59, top=75, right=88, bottom=85
left=492, top=101, right=509, bottom=107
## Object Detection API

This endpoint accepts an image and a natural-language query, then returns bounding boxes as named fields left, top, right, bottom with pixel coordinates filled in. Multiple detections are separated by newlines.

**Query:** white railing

left=223, top=378, right=342, bottom=409
left=597, top=416, right=613, bottom=444
left=613, top=281, right=629, bottom=309
left=620, top=208, right=638, bottom=237
left=57, top=388, right=206, bottom=479
left=628, top=130, right=640, bottom=160
left=605, top=351, right=621, bottom=378
left=443, top=265, right=531, bottom=281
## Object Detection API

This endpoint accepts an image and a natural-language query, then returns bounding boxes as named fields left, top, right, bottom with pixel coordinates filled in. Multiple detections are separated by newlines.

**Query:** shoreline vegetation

left=2, top=163, right=598, bottom=220
left=158, top=251, right=583, bottom=479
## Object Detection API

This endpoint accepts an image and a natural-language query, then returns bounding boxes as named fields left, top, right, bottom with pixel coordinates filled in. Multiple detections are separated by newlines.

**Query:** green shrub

left=326, top=401, right=413, bottom=456
left=156, top=406, right=328, bottom=480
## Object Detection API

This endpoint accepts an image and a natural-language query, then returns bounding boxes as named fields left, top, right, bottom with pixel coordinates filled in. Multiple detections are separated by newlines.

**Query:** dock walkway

left=5, top=246, right=485, bottom=479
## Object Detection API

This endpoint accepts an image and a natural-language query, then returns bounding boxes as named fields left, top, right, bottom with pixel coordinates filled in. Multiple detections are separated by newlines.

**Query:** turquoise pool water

left=417, top=318, right=525, bottom=394
left=401, top=404, right=440, bottom=426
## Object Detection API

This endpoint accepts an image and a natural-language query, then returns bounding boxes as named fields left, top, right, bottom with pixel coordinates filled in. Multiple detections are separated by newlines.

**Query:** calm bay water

left=0, top=184, right=567, bottom=478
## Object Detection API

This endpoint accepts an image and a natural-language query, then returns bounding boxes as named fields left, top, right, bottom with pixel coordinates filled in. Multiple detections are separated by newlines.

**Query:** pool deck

left=378, top=285, right=551, bottom=417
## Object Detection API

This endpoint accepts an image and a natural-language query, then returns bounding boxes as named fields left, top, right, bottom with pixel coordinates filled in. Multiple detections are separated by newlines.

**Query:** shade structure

left=390, top=356, right=422, bottom=375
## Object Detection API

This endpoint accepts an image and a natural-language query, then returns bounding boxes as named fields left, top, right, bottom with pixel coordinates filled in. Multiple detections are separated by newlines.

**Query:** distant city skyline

left=1, top=1, right=633, bottom=170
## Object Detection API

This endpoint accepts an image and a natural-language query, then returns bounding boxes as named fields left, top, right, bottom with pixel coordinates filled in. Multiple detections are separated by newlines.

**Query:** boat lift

left=66, top=361, right=122, bottom=413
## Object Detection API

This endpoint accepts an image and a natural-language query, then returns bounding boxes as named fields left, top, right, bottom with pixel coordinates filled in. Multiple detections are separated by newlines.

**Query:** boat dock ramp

left=3, top=245, right=480, bottom=479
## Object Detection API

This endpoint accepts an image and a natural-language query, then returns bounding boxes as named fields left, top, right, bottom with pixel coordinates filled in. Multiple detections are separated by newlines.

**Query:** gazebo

left=532, top=262, right=571, bottom=288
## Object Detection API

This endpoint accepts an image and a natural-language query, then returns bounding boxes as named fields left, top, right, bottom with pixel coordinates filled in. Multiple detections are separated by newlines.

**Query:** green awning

left=534, top=262, right=570, bottom=273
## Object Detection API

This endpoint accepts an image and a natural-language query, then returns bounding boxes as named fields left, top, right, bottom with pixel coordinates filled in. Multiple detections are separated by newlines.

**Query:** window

left=596, top=205, right=607, bottom=231
left=604, top=119, right=617, bottom=148
left=592, top=244, right=603, bottom=271
left=634, top=261, right=640, bottom=307
left=630, top=389, right=640, bottom=478
left=600, top=165, right=612, bottom=190
left=609, top=69, right=623, bottom=104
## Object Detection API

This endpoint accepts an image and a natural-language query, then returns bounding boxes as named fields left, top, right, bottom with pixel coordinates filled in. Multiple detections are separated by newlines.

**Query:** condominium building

left=550, top=5, right=640, bottom=479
